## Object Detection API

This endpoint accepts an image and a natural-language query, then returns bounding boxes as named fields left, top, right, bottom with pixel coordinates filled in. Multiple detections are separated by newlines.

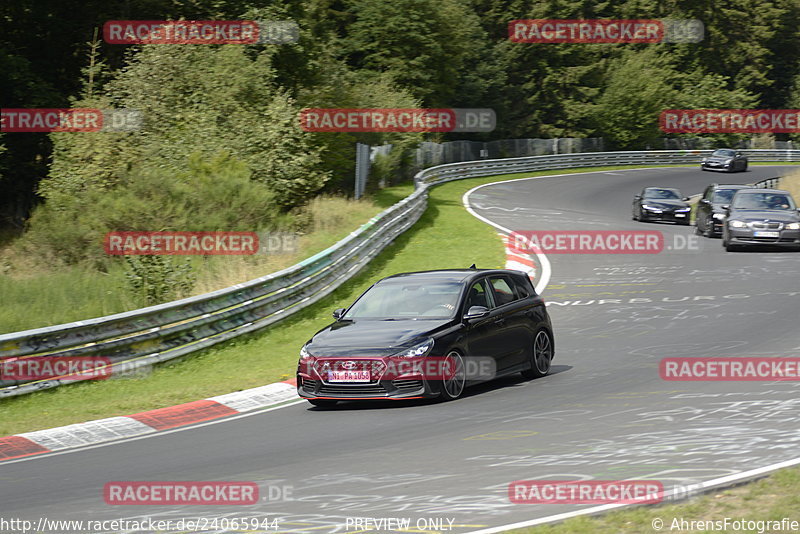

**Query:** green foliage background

left=2, top=0, right=800, bottom=263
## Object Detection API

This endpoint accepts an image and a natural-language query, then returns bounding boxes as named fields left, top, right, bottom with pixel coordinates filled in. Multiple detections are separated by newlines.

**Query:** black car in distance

left=297, top=269, right=554, bottom=407
left=701, top=148, right=748, bottom=172
left=632, top=187, right=692, bottom=224
left=695, top=184, right=753, bottom=237
left=722, top=189, right=800, bottom=251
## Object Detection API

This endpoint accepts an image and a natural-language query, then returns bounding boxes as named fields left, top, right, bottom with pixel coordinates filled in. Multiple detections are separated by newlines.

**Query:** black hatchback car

left=695, top=184, right=753, bottom=237
left=297, top=269, right=554, bottom=407
left=701, top=148, right=748, bottom=172
left=722, top=189, right=800, bottom=251
left=632, top=187, right=691, bottom=224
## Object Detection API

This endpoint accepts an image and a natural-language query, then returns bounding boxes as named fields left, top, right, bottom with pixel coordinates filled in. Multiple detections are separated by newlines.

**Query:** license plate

left=328, top=370, right=371, bottom=382
left=754, top=231, right=780, bottom=238
left=675, top=213, right=686, bottom=217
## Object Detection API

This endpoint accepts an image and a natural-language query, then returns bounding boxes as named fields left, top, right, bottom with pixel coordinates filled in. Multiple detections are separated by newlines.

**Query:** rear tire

left=521, top=330, right=553, bottom=379
left=308, top=399, right=338, bottom=408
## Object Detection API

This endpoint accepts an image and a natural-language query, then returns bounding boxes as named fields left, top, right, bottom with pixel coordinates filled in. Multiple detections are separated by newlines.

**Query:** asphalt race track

left=2, top=165, right=799, bottom=533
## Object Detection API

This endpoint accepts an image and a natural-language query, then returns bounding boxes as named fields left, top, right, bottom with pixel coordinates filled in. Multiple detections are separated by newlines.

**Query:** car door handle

left=493, top=318, right=506, bottom=326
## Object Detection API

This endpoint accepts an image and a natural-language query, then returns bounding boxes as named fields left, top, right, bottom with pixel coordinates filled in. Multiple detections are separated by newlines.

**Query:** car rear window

left=488, top=276, right=517, bottom=307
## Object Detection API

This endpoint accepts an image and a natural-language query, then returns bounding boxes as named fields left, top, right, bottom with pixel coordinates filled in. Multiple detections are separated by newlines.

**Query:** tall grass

left=0, top=194, right=393, bottom=334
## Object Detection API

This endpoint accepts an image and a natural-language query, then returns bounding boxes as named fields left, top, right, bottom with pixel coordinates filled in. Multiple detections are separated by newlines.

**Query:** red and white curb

left=0, top=380, right=299, bottom=462
left=500, top=233, right=536, bottom=282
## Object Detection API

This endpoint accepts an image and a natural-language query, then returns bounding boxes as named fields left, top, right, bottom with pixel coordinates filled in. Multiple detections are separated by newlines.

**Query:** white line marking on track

left=464, top=455, right=800, bottom=534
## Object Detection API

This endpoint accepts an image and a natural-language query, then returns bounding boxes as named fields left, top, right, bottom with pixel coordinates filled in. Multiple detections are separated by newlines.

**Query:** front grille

left=393, top=379, right=424, bottom=392
left=750, top=222, right=783, bottom=230
left=318, top=383, right=387, bottom=395
left=301, top=377, right=317, bottom=393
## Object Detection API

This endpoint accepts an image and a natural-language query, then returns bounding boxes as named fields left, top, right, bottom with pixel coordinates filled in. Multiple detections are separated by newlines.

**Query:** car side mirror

left=682, top=197, right=690, bottom=202
left=463, top=305, right=489, bottom=320
left=332, top=308, right=346, bottom=320
left=721, top=205, right=731, bottom=212
left=634, top=195, right=642, bottom=200
left=699, top=199, right=709, bottom=204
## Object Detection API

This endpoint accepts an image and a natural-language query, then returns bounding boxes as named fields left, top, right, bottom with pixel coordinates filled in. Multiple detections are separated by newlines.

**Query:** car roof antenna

left=469, top=263, right=477, bottom=269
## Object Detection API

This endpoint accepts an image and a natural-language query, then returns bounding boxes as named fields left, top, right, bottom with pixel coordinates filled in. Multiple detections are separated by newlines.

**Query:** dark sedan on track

left=695, top=183, right=753, bottom=237
left=632, top=187, right=691, bottom=224
left=701, top=148, right=748, bottom=172
left=297, top=269, right=554, bottom=407
left=722, top=189, right=800, bottom=251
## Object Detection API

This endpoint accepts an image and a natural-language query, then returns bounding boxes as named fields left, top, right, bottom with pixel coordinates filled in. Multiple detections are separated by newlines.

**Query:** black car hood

left=308, top=318, right=453, bottom=356
left=730, top=210, right=800, bottom=223
left=641, top=199, right=688, bottom=209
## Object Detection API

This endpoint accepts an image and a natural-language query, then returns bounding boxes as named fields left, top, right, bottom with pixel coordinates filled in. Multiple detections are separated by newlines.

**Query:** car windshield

left=344, top=280, right=462, bottom=319
left=712, top=149, right=736, bottom=157
left=732, top=193, right=796, bottom=210
left=644, top=189, right=680, bottom=200
left=712, top=189, right=739, bottom=203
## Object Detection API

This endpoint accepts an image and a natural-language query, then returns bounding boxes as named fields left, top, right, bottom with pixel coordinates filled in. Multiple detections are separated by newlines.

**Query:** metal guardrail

left=2, top=149, right=798, bottom=397
left=414, top=149, right=800, bottom=188
left=0, top=188, right=428, bottom=397
left=753, top=177, right=783, bottom=189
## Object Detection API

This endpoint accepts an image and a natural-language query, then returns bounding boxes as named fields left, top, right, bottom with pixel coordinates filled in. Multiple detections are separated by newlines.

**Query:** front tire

left=723, top=233, right=740, bottom=252
left=439, top=350, right=466, bottom=401
left=521, top=330, right=553, bottom=379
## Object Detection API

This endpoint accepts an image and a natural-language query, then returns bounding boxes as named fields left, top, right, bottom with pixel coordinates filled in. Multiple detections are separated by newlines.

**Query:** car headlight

left=786, top=222, right=800, bottom=230
left=676, top=208, right=690, bottom=212
left=394, top=339, right=434, bottom=359
left=729, top=220, right=747, bottom=228
left=641, top=205, right=661, bottom=211
left=725, top=159, right=733, bottom=164
left=712, top=213, right=726, bottom=220
left=299, top=345, right=314, bottom=360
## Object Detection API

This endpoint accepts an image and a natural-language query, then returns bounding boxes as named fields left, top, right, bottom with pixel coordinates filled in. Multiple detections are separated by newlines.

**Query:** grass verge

left=513, top=465, right=800, bottom=533
left=0, top=194, right=401, bottom=334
